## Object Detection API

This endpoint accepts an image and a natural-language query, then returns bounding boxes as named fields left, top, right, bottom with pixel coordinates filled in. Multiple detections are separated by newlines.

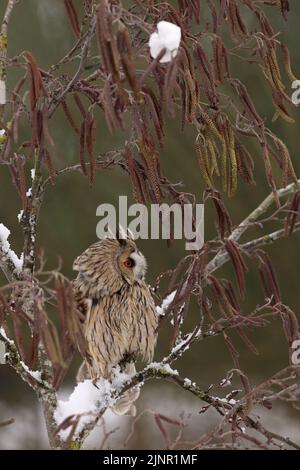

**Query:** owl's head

left=73, top=233, right=147, bottom=297
left=116, top=238, right=147, bottom=283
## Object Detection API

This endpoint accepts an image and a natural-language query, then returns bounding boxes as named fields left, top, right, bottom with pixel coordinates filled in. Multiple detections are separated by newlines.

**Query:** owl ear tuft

left=116, top=225, right=127, bottom=246
left=115, top=225, right=135, bottom=244
left=126, top=227, right=135, bottom=241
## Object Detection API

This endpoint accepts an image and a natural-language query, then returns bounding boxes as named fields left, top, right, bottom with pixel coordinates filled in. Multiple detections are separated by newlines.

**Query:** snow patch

left=0, top=327, right=14, bottom=344
left=20, top=361, right=42, bottom=381
left=111, top=366, right=134, bottom=389
left=148, top=362, right=178, bottom=376
left=0, top=223, right=23, bottom=273
left=17, top=210, right=24, bottom=223
left=184, top=378, right=192, bottom=387
left=54, top=379, right=113, bottom=440
left=183, top=378, right=196, bottom=388
left=55, top=365, right=138, bottom=440
left=149, top=21, right=181, bottom=63
left=218, top=397, right=237, bottom=405
left=171, top=337, right=190, bottom=355
left=156, top=291, right=176, bottom=317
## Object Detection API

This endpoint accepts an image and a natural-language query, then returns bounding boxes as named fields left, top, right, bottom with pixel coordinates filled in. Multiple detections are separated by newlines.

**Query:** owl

left=72, top=233, right=158, bottom=415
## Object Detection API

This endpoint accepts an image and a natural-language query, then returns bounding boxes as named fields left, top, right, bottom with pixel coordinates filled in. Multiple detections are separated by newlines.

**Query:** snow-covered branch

left=0, top=327, right=49, bottom=391
left=57, top=328, right=204, bottom=448
left=0, top=223, right=23, bottom=281
left=58, top=349, right=300, bottom=450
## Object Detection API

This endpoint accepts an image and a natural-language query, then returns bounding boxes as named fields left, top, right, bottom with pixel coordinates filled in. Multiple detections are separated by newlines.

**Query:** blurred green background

left=0, top=0, right=299, bottom=449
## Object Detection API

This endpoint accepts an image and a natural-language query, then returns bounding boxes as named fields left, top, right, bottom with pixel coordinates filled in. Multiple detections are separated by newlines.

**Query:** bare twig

left=49, top=15, right=97, bottom=117
left=0, top=417, right=14, bottom=427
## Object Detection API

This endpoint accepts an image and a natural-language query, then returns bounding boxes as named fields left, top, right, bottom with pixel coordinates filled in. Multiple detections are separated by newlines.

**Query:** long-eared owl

left=73, top=234, right=158, bottom=415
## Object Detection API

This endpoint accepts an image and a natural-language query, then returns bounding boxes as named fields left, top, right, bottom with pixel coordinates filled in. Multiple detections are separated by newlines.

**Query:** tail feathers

left=76, top=361, right=89, bottom=383
left=111, top=362, right=140, bottom=416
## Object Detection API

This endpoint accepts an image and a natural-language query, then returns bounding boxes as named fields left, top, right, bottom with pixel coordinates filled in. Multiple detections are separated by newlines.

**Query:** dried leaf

left=64, top=0, right=81, bottom=38
left=225, top=240, right=248, bottom=298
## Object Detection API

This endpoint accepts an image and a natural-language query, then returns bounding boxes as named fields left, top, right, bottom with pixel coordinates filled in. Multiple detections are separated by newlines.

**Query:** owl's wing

left=72, top=278, right=96, bottom=382
left=125, top=283, right=158, bottom=364
left=72, top=245, right=106, bottom=319
left=72, top=278, right=91, bottom=323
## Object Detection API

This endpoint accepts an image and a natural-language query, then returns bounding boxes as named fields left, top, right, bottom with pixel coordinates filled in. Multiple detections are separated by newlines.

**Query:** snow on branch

left=0, top=223, right=23, bottom=279
left=54, top=365, right=138, bottom=445
left=0, top=327, right=47, bottom=390
left=54, top=379, right=113, bottom=441
left=156, top=290, right=176, bottom=317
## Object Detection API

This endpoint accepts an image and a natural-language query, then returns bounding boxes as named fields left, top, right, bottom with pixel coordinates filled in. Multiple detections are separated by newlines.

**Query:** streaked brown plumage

left=73, top=235, right=158, bottom=415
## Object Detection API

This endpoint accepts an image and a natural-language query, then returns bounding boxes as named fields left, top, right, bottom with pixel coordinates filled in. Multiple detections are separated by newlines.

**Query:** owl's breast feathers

left=73, top=277, right=158, bottom=379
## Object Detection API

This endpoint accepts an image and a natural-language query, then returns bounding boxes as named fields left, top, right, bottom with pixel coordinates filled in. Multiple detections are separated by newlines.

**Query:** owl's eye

left=124, top=258, right=135, bottom=268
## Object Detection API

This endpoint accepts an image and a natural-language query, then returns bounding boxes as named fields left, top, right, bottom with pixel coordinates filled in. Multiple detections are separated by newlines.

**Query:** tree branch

left=48, top=14, right=97, bottom=117
left=0, top=327, right=50, bottom=391
left=0, top=243, right=19, bottom=282
left=206, top=180, right=300, bottom=275
left=0, top=0, right=18, bottom=115
left=241, top=223, right=300, bottom=252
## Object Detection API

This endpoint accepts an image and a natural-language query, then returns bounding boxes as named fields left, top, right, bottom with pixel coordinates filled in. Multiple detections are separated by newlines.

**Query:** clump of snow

left=111, top=365, right=134, bottom=389
left=20, top=361, right=42, bottom=381
left=17, top=210, right=24, bottom=223
left=55, top=366, right=139, bottom=440
left=220, top=378, right=231, bottom=387
left=183, top=378, right=196, bottom=388
left=156, top=291, right=176, bottom=317
left=219, top=397, right=237, bottom=405
left=26, top=188, right=32, bottom=197
left=15, top=253, right=24, bottom=272
left=0, top=327, right=14, bottom=345
left=31, top=169, right=35, bottom=180
left=149, top=21, right=181, bottom=63
left=148, top=362, right=178, bottom=376
left=0, top=223, right=23, bottom=273
left=184, top=378, right=192, bottom=387
left=0, top=224, right=10, bottom=246
left=0, top=129, right=5, bottom=136
left=206, top=328, right=216, bottom=336
left=54, top=379, right=113, bottom=440
left=220, top=372, right=234, bottom=388
left=171, top=336, right=191, bottom=355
